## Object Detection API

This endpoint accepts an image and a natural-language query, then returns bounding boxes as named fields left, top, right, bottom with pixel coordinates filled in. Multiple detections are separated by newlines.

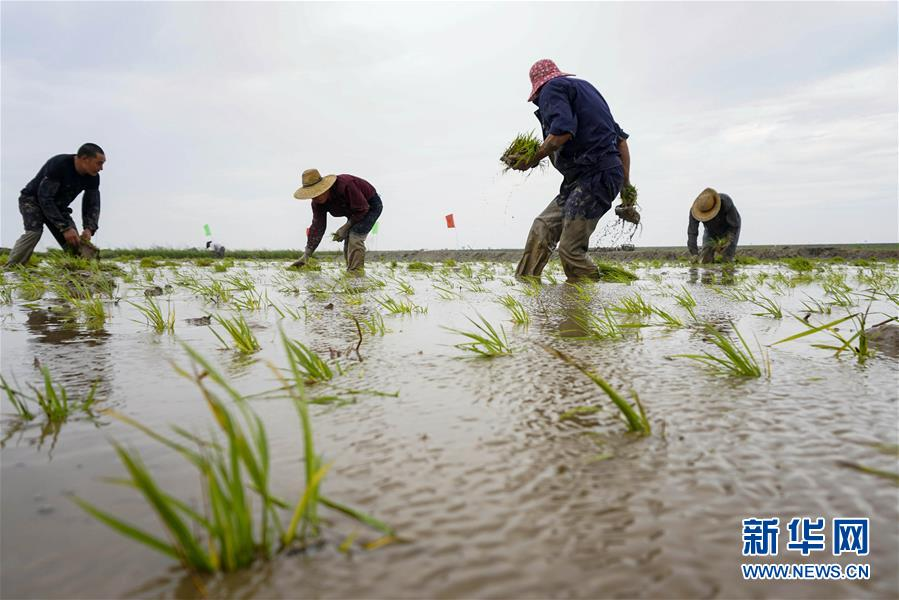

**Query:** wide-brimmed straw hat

left=293, top=168, right=336, bottom=200
left=691, top=188, right=722, bottom=222
left=528, top=59, right=574, bottom=102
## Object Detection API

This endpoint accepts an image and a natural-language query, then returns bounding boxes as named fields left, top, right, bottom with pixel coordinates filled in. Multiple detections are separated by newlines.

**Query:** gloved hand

left=332, top=223, right=351, bottom=242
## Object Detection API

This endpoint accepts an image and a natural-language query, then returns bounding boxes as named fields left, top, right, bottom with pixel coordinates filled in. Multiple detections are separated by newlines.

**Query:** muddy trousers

left=516, top=199, right=601, bottom=280
left=6, top=196, right=76, bottom=267
left=342, top=194, right=383, bottom=271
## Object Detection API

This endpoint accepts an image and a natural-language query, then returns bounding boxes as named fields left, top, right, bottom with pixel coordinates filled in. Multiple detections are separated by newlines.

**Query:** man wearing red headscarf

left=513, top=59, right=631, bottom=281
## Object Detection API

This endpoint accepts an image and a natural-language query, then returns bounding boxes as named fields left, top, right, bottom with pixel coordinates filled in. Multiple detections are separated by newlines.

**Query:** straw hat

left=293, top=168, right=336, bottom=200
left=528, top=59, right=574, bottom=102
left=691, top=188, right=722, bottom=222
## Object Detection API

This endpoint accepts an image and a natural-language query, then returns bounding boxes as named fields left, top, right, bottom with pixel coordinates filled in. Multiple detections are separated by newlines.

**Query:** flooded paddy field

left=1, top=255, right=897, bottom=599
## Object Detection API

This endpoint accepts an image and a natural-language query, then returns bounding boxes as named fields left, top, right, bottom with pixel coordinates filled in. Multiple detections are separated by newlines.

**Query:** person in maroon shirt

left=291, top=168, right=383, bottom=271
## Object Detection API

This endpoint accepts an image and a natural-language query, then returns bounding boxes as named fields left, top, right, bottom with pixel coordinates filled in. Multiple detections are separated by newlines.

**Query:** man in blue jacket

left=513, top=59, right=631, bottom=280
left=6, top=143, right=105, bottom=267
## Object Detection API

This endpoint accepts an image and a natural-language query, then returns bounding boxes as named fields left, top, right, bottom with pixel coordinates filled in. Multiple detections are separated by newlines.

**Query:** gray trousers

left=515, top=199, right=601, bottom=280
left=343, top=230, right=368, bottom=271
left=6, top=195, right=77, bottom=267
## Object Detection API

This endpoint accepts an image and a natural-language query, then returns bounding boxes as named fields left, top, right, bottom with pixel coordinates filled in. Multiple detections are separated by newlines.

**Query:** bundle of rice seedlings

left=500, top=131, right=543, bottom=171
left=614, top=183, right=640, bottom=225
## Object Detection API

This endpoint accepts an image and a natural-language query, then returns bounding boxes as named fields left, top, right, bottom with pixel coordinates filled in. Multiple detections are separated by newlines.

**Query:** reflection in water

left=1, top=306, right=116, bottom=452
left=688, top=266, right=737, bottom=285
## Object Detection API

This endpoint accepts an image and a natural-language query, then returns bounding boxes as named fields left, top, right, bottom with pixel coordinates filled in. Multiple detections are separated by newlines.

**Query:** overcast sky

left=2, top=1, right=896, bottom=253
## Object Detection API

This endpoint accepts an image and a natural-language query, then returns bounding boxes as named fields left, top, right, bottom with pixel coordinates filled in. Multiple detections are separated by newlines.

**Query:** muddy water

left=1, top=260, right=897, bottom=599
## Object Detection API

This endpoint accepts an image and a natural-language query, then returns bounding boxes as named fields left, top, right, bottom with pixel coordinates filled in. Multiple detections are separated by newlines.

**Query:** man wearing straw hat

left=513, top=59, right=631, bottom=281
left=290, top=168, right=383, bottom=272
left=687, top=187, right=741, bottom=263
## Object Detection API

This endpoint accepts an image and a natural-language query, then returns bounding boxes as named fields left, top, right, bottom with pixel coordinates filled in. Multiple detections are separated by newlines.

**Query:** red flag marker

left=445, top=214, right=456, bottom=229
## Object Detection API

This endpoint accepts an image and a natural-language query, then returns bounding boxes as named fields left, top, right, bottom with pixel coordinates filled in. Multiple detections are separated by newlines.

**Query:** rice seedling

left=611, top=293, right=654, bottom=317
left=564, top=307, right=631, bottom=340
left=358, top=311, right=390, bottom=336
left=800, top=294, right=832, bottom=315
left=748, top=293, right=783, bottom=319
left=595, top=261, right=638, bottom=283
left=520, top=277, right=543, bottom=297
left=209, top=314, right=260, bottom=353
left=0, top=285, right=12, bottom=304
left=72, top=341, right=393, bottom=573
left=223, top=271, right=256, bottom=292
left=231, top=289, right=267, bottom=312
left=650, top=305, right=684, bottom=328
left=823, top=281, right=856, bottom=308
left=856, top=266, right=898, bottom=295
left=1, top=368, right=97, bottom=423
left=139, top=256, right=162, bottom=269
left=673, top=323, right=768, bottom=378
left=460, top=279, right=487, bottom=293
left=559, top=405, right=602, bottom=421
left=565, top=279, right=595, bottom=304
left=500, top=130, right=543, bottom=171
left=772, top=308, right=893, bottom=364
left=433, top=281, right=462, bottom=300
left=375, top=296, right=426, bottom=315
left=497, top=294, right=530, bottom=327
left=836, top=461, right=899, bottom=485
left=129, top=297, right=175, bottom=333
left=394, top=279, right=415, bottom=295
left=282, top=338, right=334, bottom=383
left=673, top=286, right=698, bottom=321
left=543, top=345, right=650, bottom=435
left=783, top=257, right=814, bottom=272
left=407, top=261, right=434, bottom=272
left=15, top=274, right=47, bottom=301
left=445, top=314, right=512, bottom=358
left=272, top=272, right=302, bottom=295
left=79, top=294, right=107, bottom=327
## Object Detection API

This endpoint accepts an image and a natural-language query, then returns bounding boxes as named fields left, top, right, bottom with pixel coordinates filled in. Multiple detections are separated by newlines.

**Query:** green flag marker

left=371, top=222, right=379, bottom=235
left=203, top=224, right=211, bottom=236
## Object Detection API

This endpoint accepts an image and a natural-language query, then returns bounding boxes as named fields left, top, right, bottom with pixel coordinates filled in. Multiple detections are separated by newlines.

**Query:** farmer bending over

left=291, top=169, right=382, bottom=272
left=688, top=188, right=741, bottom=263
left=513, top=59, right=631, bottom=281
left=6, top=143, right=105, bottom=267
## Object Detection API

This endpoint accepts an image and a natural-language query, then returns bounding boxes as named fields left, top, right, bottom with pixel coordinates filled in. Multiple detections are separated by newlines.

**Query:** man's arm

left=687, top=214, right=700, bottom=255
left=512, top=133, right=572, bottom=171
left=82, top=189, right=100, bottom=238
left=618, top=137, right=630, bottom=187
left=305, top=207, right=327, bottom=255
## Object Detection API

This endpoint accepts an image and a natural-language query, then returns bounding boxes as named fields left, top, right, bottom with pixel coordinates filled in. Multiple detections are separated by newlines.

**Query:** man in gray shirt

left=688, top=188, right=741, bottom=263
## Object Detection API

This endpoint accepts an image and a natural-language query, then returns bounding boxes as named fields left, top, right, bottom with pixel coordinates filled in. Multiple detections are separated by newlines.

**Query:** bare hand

left=80, top=229, right=92, bottom=243
left=63, top=228, right=80, bottom=247
left=510, top=156, right=535, bottom=172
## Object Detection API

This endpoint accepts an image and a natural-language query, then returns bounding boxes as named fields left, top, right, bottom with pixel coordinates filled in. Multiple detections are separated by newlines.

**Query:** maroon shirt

left=306, top=174, right=376, bottom=253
